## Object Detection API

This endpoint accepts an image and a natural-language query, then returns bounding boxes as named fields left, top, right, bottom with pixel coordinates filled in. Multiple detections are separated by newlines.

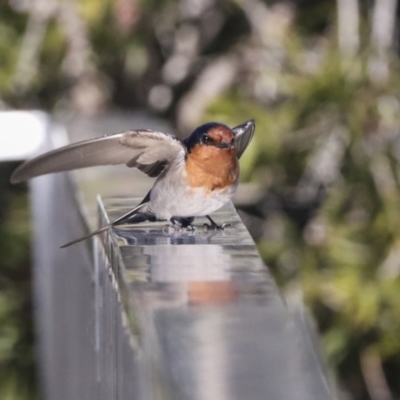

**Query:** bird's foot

left=163, top=224, right=196, bottom=235
left=203, top=222, right=231, bottom=231
left=203, top=215, right=231, bottom=231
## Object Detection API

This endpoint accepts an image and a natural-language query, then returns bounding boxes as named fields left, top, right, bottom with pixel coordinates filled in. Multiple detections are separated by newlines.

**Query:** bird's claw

left=163, top=225, right=177, bottom=234
left=203, top=222, right=231, bottom=231
left=163, top=224, right=196, bottom=235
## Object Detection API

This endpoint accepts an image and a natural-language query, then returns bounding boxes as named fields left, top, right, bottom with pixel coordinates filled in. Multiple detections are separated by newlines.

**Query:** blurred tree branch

left=12, top=0, right=57, bottom=94
left=337, top=0, right=359, bottom=57
left=360, top=348, right=393, bottom=400
left=369, top=0, right=398, bottom=84
left=58, top=0, right=109, bottom=113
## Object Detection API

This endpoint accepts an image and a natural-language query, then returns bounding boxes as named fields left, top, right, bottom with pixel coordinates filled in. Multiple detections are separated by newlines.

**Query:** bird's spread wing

left=232, top=119, right=255, bottom=159
left=122, top=130, right=185, bottom=177
left=10, top=129, right=186, bottom=183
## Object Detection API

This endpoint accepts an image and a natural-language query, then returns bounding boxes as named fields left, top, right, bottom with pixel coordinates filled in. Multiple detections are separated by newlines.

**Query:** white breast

left=148, top=162, right=238, bottom=220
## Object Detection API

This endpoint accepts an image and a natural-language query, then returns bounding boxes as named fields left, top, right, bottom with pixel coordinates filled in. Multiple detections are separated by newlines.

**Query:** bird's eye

left=202, top=134, right=211, bottom=144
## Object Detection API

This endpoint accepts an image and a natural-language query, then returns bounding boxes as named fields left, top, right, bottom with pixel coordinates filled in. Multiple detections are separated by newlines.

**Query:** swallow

left=11, top=119, right=255, bottom=247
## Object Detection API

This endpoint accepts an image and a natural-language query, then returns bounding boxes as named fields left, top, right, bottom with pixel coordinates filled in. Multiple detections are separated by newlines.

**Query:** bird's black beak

left=231, top=119, right=255, bottom=157
left=232, top=119, right=255, bottom=137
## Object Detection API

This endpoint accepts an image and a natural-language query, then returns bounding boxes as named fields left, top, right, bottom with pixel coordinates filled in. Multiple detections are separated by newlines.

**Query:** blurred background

left=1, top=0, right=400, bottom=399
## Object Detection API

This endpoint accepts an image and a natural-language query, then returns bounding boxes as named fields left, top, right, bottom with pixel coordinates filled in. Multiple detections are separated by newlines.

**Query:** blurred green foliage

left=0, top=165, right=36, bottom=400
left=206, top=51, right=400, bottom=399
left=2, top=0, right=400, bottom=399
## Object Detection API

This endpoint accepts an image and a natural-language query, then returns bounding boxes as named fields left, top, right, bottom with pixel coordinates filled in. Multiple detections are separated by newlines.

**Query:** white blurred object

left=371, top=0, right=397, bottom=52
left=369, top=0, right=398, bottom=84
left=0, top=110, right=67, bottom=161
left=180, top=0, right=214, bottom=18
left=337, top=0, right=360, bottom=57
left=148, top=84, right=173, bottom=111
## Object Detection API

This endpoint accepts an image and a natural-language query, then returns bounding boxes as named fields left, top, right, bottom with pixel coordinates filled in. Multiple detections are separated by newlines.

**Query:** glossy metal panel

left=99, top=197, right=335, bottom=400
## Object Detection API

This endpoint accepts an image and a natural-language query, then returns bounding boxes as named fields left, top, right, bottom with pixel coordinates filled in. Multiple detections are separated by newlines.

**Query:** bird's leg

left=203, top=215, right=231, bottom=230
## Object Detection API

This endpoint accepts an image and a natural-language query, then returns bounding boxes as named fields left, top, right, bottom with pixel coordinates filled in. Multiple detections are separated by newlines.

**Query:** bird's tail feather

left=60, top=225, right=112, bottom=248
left=60, top=202, right=149, bottom=248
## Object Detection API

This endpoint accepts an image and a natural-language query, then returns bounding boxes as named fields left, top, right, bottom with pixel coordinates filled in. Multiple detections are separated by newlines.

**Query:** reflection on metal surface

left=188, top=282, right=238, bottom=305
left=194, top=313, right=229, bottom=400
left=103, top=197, right=279, bottom=311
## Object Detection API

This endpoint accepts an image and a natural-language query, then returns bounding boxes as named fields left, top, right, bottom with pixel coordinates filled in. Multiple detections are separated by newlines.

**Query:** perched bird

left=11, top=120, right=255, bottom=247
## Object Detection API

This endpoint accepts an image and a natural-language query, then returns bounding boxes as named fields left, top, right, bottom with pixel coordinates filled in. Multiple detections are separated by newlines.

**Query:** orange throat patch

left=185, top=145, right=239, bottom=192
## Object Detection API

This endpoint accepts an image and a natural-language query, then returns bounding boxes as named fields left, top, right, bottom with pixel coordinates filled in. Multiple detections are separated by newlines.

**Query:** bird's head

left=184, top=122, right=238, bottom=186
left=183, top=120, right=254, bottom=189
left=184, top=122, right=235, bottom=155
